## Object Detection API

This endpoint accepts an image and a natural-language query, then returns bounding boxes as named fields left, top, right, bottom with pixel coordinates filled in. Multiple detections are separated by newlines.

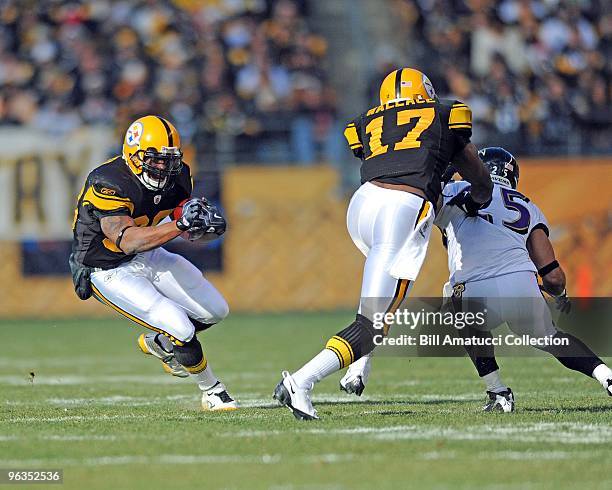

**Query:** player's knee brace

left=172, top=337, right=208, bottom=374
left=325, top=314, right=376, bottom=369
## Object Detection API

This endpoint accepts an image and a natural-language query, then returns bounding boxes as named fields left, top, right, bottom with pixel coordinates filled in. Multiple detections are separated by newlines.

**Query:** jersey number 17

left=365, top=108, right=435, bottom=160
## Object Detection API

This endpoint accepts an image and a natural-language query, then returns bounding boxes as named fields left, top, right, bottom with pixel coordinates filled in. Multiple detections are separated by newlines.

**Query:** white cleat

left=202, top=382, right=239, bottom=411
left=605, top=379, right=612, bottom=397
left=340, top=354, right=372, bottom=396
left=273, top=371, right=319, bottom=420
left=483, top=388, right=515, bottom=413
left=137, top=333, right=189, bottom=378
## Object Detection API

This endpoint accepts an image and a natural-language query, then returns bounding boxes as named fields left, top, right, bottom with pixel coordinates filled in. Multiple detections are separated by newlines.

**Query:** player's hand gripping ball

left=173, top=198, right=226, bottom=241
left=173, top=198, right=206, bottom=231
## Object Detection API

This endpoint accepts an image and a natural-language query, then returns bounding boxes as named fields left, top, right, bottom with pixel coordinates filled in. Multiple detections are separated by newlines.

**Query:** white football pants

left=347, top=182, right=434, bottom=320
left=458, top=271, right=558, bottom=338
left=90, top=247, right=229, bottom=344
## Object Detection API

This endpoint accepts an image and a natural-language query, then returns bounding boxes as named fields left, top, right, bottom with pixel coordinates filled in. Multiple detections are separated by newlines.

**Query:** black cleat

left=483, top=388, right=515, bottom=413
left=339, top=375, right=365, bottom=396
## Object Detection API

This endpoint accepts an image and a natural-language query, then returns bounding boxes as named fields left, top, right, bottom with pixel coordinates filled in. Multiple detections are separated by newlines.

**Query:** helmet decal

left=422, top=75, right=436, bottom=98
left=126, top=122, right=143, bottom=146
left=479, top=147, right=519, bottom=189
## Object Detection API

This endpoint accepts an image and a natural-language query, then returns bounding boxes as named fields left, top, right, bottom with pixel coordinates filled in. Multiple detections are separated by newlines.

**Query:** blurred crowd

left=379, top=0, right=611, bottom=154
left=1, top=0, right=610, bottom=164
left=0, top=0, right=340, bottom=165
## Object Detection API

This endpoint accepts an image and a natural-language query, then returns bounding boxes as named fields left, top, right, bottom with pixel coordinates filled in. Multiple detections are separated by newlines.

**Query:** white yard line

left=2, top=392, right=484, bottom=410
left=4, top=414, right=181, bottom=424
left=478, top=450, right=599, bottom=460
left=231, top=422, right=612, bottom=445
left=0, top=453, right=365, bottom=467
left=0, top=375, right=187, bottom=386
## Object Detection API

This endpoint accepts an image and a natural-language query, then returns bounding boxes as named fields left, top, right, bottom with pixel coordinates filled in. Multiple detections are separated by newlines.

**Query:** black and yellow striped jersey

left=344, top=97, right=472, bottom=204
left=71, top=156, right=192, bottom=269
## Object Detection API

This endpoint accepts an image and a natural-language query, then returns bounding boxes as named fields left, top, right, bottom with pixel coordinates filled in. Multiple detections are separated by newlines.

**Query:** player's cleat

left=339, top=355, right=371, bottom=396
left=273, top=371, right=319, bottom=420
left=202, top=381, right=238, bottom=411
left=340, top=375, right=365, bottom=396
left=605, top=379, right=612, bottom=396
left=137, top=333, right=189, bottom=378
left=483, top=388, right=515, bottom=413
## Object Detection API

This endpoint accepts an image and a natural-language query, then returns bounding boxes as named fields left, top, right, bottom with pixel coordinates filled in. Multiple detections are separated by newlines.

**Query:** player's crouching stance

left=436, top=147, right=612, bottom=411
left=273, top=68, right=493, bottom=420
left=69, top=115, right=237, bottom=411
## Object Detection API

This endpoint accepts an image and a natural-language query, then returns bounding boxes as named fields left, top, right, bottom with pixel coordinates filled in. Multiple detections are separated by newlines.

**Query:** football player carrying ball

left=70, top=115, right=237, bottom=411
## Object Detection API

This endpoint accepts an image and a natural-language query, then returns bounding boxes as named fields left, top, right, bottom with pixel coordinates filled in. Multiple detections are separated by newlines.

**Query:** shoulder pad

left=84, top=160, right=135, bottom=214
left=448, top=100, right=472, bottom=130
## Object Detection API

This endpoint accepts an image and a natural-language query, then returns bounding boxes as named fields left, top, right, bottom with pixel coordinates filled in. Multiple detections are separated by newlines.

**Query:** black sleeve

left=179, top=162, right=193, bottom=200
left=82, top=178, right=135, bottom=219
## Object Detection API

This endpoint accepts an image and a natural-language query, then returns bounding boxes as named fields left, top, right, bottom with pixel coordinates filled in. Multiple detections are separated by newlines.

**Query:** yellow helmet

left=379, top=68, right=437, bottom=104
left=122, top=115, right=183, bottom=190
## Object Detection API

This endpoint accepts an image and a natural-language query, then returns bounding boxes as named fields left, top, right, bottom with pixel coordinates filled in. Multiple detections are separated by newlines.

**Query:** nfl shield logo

left=154, top=195, right=161, bottom=204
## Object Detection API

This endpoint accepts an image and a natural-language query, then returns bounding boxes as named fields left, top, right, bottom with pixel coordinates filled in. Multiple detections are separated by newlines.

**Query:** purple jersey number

left=500, top=188, right=530, bottom=235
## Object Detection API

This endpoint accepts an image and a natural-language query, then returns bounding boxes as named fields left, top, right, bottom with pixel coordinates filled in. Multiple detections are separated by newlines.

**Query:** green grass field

left=2, top=312, right=611, bottom=489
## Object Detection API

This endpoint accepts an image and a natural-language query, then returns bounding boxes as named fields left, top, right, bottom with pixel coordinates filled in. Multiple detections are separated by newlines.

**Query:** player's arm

left=527, top=228, right=571, bottom=313
left=100, top=215, right=182, bottom=255
left=100, top=197, right=206, bottom=254
left=452, top=142, right=493, bottom=204
left=446, top=101, right=492, bottom=204
left=526, top=228, right=565, bottom=295
left=344, top=119, right=364, bottom=160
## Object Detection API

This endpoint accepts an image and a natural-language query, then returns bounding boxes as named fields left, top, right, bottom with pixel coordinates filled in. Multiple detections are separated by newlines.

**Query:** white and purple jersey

left=435, top=180, right=549, bottom=286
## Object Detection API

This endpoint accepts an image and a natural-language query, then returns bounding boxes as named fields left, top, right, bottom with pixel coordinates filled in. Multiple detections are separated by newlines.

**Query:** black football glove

left=199, top=201, right=226, bottom=236
left=539, top=286, right=572, bottom=314
left=175, top=198, right=206, bottom=231
left=185, top=199, right=226, bottom=240
left=448, top=189, right=491, bottom=217
left=553, top=289, right=571, bottom=314
left=440, top=164, right=457, bottom=187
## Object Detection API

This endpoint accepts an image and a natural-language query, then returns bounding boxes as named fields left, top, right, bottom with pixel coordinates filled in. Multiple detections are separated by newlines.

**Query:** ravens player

left=339, top=148, right=612, bottom=411
left=273, top=67, right=493, bottom=420
left=70, top=115, right=238, bottom=411
left=437, top=147, right=612, bottom=411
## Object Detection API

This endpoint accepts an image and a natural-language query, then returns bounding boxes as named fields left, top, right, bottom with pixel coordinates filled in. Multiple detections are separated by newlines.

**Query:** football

left=171, top=198, right=188, bottom=221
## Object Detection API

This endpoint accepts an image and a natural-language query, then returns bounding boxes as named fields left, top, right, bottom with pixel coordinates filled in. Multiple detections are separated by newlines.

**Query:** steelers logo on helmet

left=122, top=115, right=183, bottom=191
left=422, top=74, right=436, bottom=99
left=126, top=122, right=143, bottom=147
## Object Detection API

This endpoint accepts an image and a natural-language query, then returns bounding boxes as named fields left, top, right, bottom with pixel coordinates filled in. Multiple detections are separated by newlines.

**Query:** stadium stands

left=380, top=0, right=611, bottom=155
left=0, top=0, right=339, bottom=164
